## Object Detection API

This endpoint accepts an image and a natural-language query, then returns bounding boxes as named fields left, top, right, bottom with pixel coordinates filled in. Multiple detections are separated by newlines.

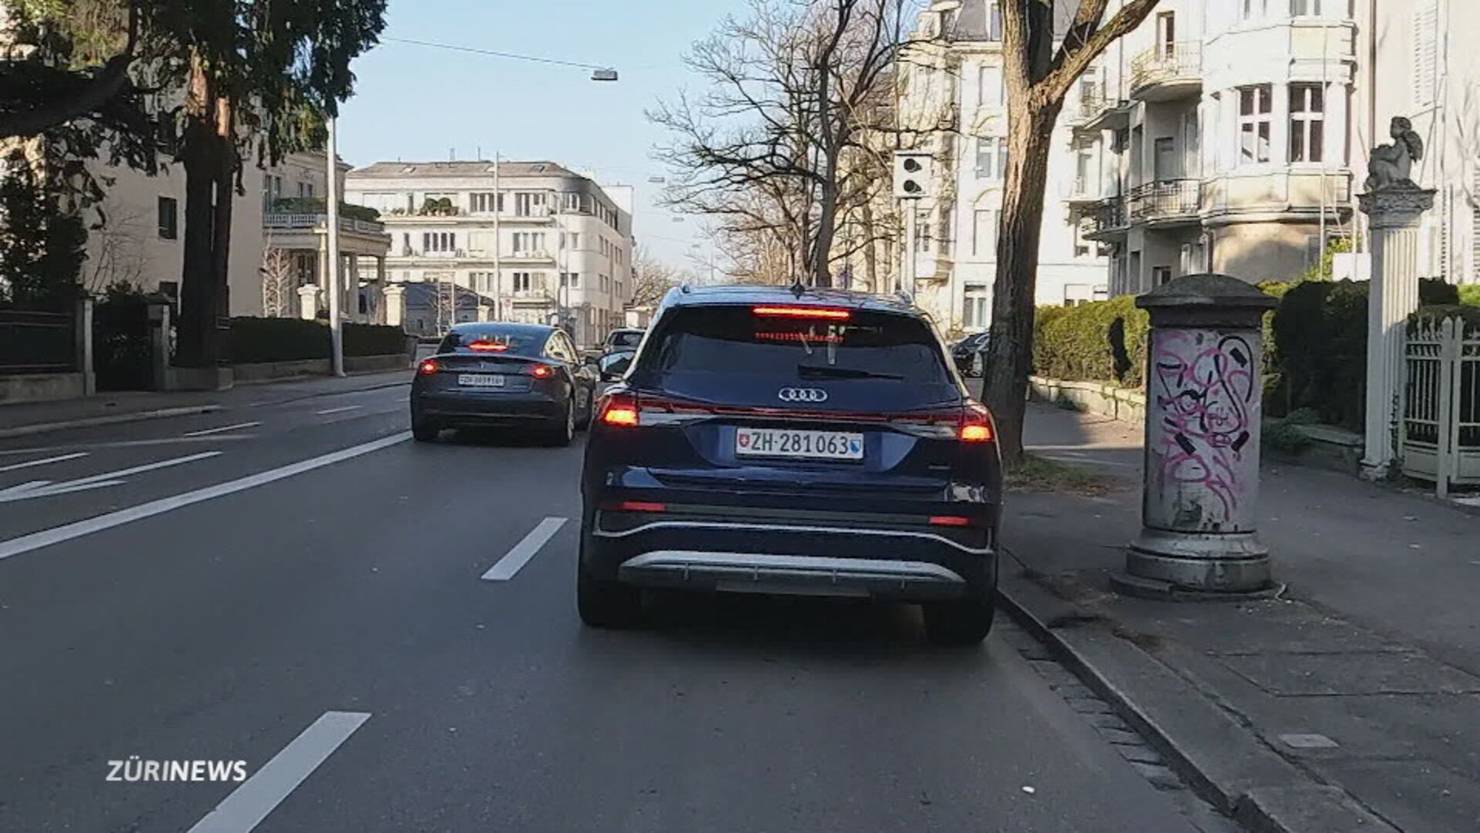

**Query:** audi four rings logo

left=778, top=387, right=828, bottom=403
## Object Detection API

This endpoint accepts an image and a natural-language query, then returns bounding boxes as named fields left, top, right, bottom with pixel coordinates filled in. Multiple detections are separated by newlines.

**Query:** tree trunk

left=861, top=199, right=878, bottom=292
left=983, top=102, right=1061, bottom=462
left=176, top=121, right=220, bottom=367
left=812, top=158, right=840, bottom=288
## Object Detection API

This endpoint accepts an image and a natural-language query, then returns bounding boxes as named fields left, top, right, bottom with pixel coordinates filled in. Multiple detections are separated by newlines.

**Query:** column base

left=1359, top=458, right=1393, bottom=481
left=1126, top=528, right=1271, bottom=593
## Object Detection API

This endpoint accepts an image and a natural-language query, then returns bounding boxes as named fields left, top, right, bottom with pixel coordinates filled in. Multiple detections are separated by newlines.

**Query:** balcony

left=1129, top=41, right=1202, bottom=101
left=510, top=289, right=555, bottom=305
left=1200, top=170, right=1352, bottom=221
left=1083, top=197, right=1127, bottom=241
left=1127, top=179, right=1200, bottom=225
left=1066, top=177, right=1102, bottom=210
left=1069, top=88, right=1131, bottom=133
left=264, top=213, right=385, bottom=236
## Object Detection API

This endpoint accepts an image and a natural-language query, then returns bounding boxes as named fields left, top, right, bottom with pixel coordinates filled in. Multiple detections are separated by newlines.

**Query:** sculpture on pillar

left=1364, top=116, right=1424, bottom=190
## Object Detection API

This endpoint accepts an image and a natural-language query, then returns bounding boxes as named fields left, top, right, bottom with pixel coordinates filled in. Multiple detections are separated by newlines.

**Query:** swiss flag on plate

left=738, top=433, right=751, bottom=448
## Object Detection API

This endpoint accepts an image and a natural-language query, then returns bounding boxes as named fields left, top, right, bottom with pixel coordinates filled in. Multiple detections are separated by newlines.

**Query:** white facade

left=1076, top=0, right=1357, bottom=295
left=344, top=160, right=636, bottom=347
left=1353, top=0, right=1480, bottom=285
left=899, top=0, right=1109, bottom=335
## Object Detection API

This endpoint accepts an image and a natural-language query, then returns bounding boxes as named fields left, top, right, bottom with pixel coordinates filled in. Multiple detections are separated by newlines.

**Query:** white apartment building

left=899, top=0, right=1109, bottom=335
left=1075, top=0, right=1357, bottom=295
left=1354, top=0, right=1480, bottom=285
left=344, top=160, right=636, bottom=347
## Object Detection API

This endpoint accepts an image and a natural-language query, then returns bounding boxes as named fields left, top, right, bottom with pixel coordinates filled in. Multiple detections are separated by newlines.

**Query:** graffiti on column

left=1152, top=331, right=1255, bottom=524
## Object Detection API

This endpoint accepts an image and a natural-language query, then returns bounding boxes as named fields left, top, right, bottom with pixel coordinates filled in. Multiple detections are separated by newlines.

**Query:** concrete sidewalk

left=1000, top=404, right=1480, bottom=833
left=0, top=369, right=414, bottom=438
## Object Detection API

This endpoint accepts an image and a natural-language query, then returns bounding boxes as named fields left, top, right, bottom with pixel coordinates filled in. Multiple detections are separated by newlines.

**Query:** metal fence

left=1127, top=179, right=1200, bottom=222
left=0, top=308, right=76, bottom=374
left=1402, top=314, right=1480, bottom=496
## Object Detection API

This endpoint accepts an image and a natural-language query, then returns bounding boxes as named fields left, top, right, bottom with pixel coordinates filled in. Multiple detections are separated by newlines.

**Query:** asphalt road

left=0, top=382, right=1230, bottom=833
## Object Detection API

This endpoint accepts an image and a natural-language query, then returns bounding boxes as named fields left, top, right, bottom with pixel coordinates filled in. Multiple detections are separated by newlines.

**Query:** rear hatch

left=420, top=331, right=547, bottom=393
left=614, top=303, right=986, bottom=510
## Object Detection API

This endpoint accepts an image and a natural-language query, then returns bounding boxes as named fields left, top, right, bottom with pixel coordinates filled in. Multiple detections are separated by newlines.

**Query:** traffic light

left=893, top=151, right=933, bottom=199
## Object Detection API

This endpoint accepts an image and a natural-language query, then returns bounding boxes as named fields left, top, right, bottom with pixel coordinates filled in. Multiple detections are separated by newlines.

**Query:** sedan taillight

left=417, top=358, right=439, bottom=376
left=530, top=364, right=554, bottom=379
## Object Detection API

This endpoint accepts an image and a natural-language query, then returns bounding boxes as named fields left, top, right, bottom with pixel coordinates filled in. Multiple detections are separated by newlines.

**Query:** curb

left=995, top=564, right=1399, bottom=833
left=0, top=405, right=223, bottom=440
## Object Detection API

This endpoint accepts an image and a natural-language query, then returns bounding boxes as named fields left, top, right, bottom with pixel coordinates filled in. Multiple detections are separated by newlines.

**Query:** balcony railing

left=1127, top=179, right=1200, bottom=223
left=1083, top=197, right=1127, bottom=239
left=1129, top=41, right=1202, bottom=97
left=263, top=213, right=385, bottom=235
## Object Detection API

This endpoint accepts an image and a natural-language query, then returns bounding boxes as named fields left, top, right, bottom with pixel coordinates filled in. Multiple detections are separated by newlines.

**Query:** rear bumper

left=584, top=512, right=996, bottom=602
left=413, top=390, right=561, bottom=424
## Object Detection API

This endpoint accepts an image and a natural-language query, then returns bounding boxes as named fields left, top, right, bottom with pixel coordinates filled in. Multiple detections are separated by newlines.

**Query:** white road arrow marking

left=0, top=451, right=221, bottom=503
left=0, top=452, right=89, bottom=473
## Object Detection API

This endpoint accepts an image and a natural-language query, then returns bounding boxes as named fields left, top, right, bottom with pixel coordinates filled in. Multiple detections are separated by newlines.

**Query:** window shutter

left=1413, top=1, right=1438, bottom=109
left=1472, top=166, right=1480, bottom=281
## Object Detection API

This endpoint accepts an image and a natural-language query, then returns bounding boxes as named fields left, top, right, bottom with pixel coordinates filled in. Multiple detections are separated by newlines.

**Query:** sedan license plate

left=457, top=373, right=505, bottom=387
left=736, top=427, right=863, bottom=461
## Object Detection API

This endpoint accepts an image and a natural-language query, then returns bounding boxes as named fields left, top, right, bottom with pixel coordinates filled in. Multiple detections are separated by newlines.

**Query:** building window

left=470, top=272, right=497, bottom=293
left=987, top=1, right=1002, bottom=41
left=470, top=192, right=501, bottom=214
left=513, top=272, right=533, bottom=292
left=1413, top=1, right=1438, bottom=109
left=422, top=231, right=456, bottom=253
left=563, top=192, right=580, bottom=211
left=1152, top=266, right=1172, bottom=285
left=1289, top=0, right=1320, bottom=15
left=915, top=209, right=932, bottom=253
left=979, top=64, right=1003, bottom=107
left=1238, top=84, right=1272, bottom=164
left=975, top=136, right=1008, bottom=179
left=1155, top=11, right=1175, bottom=58
left=569, top=232, right=580, bottom=250
left=971, top=209, right=996, bottom=257
left=157, top=197, right=178, bottom=239
left=1289, top=83, right=1324, bottom=163
left=962, top=285, right=989, bottom=328
left=1241, top=0, right=1267, bottom=19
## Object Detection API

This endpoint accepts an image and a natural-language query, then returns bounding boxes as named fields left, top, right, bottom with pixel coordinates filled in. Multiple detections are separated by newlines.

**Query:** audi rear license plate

left=736, top=427, right=864, bottom=461
left=457, top=373, right=505, bottom=387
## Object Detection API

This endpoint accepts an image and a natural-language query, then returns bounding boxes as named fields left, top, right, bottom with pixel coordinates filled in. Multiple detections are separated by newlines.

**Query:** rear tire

left=923, top=596, right=995, bottom=646
left=412, top=416, right=439, bottom=442
left=577, top=558, right=643, bottom=628
left=575, top=387, right=593, bottom=430
left=545, top=401, right=575, bottom=447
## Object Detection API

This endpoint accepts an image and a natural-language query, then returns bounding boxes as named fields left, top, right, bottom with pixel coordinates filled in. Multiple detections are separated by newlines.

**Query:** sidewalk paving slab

left=997, top=403, right=1480, bottom=833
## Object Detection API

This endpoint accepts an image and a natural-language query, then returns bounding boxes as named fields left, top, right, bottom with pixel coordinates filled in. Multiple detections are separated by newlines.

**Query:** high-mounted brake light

left=530, top=364, right=554, bottom=379
left=467, top=341, right=509, bottom=352
left=599, top=394, right=639, bottom=427
left=751, top=305, right=851, bottom=321
left=417, top=359, right=439, bottom=376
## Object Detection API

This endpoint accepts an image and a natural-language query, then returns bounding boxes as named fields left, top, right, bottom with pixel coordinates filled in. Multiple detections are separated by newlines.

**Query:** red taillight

left=960, top=423, right=993, bottom=442
left=468, top=341, right=509, bottom=352
left=894, top=402, right=995, bottom=443
left=618, top=500, right=666, bottom=513
left=752, top=305, right=851, bottom=321
left=929, top=515, right=973, bottom=527
left=599, top=394, right=639, bottom=427
left=417, top=358, right=439, bottom=376
left=530, top=364, right=554, bottom=379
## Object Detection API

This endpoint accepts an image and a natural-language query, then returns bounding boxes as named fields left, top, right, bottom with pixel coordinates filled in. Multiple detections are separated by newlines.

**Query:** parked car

left=597, top=327, right=646, bottom=381
left=951, top=331, right=990, bottom=377
left=410, top=322, right=599, bottom=446
left=577, top=286, right=1002, bottom=644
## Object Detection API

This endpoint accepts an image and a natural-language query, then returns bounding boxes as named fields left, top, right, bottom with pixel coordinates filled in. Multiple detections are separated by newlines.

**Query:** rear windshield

left=644, top=306, right=950, bottom=383
left=609, top=331, right=643, bottom=348
left=438, top=329, right=543, bottom=357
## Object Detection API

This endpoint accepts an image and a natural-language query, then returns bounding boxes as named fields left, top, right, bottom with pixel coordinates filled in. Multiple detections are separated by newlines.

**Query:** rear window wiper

left=797, top=364, right=902, bottom=381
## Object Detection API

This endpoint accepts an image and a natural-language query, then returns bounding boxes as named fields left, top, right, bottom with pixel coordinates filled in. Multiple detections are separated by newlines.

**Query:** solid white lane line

left=183, top=421, right=261, bottom=437
left=185, top=711, right=370, bottom=833
left=481, top=516, right=568, bottom=581
left=0, top=452, right=89, bottom=473
left=0, top=432, right=409, bottom=562
left=314, top=405, right=362, bottom=416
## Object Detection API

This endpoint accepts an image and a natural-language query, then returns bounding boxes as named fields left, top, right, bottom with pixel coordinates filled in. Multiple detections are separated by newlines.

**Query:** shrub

left=1459, top=284, right=1480, bottom=308
left=270, top=197, right=381, bottom=223
left=1419, top=277, right=1459, bottom=305
left=344, top=322, right=411, bottom=357
left=228, top=317, right=330, bottom=363
left=1032, top=297, right=1149, bottom=387
left=1271, top=279, right=1367, bottom=430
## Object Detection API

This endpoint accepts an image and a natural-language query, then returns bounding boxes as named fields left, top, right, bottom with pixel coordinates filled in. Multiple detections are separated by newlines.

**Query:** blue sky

left=337, top=0, right=745, bottom=268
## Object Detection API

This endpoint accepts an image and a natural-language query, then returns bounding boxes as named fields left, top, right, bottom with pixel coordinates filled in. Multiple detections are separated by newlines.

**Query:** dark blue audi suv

left=577, top=285, right=1002, bottom=644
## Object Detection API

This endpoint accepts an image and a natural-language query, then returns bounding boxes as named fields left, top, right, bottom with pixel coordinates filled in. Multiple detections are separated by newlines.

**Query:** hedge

left=1032, top=295, right=1149, bottom=387
left=1460, top=284, right=1480, bottom=308
left=269, top=197, right=381, bottom=224
left=228, top=318, right=410, bottom=364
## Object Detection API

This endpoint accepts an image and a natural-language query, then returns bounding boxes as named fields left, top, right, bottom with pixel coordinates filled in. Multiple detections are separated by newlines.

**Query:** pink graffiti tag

left=1152, top=332, right=1255, bottom=524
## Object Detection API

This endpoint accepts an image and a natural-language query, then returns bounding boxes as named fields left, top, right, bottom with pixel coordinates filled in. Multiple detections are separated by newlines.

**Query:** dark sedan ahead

left=411, top=322, right=598, bottom=445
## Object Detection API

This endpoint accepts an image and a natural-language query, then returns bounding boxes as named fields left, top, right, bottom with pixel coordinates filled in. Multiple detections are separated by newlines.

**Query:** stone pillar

left=347, top=253, right=361, bottom=321
left=298, top=285, right=320, bottom=321
left=382, top=283, right=406, bottom=329
left=1358, top=183, right=1435, bottom=479
left=1117, top=274, right=1279, bottom=596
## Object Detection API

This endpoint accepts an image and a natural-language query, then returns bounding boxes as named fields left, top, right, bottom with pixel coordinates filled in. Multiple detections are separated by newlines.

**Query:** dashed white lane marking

left=183, top=421, right=261, bottom=437
left=314, top=405, right=362, bottom=416
left=0, top=451, right=222, bottom=504
left=185, top=711, right=370, bottom=833
left=481, top=516, right=569, bottom=581
left=0, top=452, right=89, bottom=473
left=0, top=433, right=409, bottom=561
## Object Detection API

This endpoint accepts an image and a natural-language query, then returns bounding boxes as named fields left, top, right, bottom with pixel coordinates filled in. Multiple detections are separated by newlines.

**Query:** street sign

left=893, top=151, right=933, bottom=200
